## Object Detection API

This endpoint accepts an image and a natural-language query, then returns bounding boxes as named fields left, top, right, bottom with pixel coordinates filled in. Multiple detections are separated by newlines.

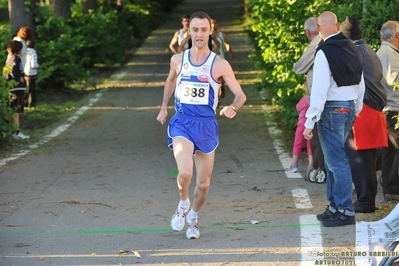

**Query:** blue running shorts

left=167, top=113, right=219, bottom=154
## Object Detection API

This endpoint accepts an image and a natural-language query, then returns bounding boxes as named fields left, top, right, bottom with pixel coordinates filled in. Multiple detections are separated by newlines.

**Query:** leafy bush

left=70, top=6, right=126, bottom=68
left=246, top=0, right=399, bottom=131
left=0, top=69, right=18, bottom=143
left=246, top=0, right=322, bottom=129
left=35, top=16, right=89, bottom=90
left=124, top=0, right=163, bottom=38
left=0, top=0, right=184, bottom=142
left=361, top=0, right=399, bottom=50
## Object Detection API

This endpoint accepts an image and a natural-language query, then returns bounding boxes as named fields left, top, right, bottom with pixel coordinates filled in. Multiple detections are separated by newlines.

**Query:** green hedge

left=246, top=0, right=399, bottom=130
left=0, top=0, right=184, bottom=143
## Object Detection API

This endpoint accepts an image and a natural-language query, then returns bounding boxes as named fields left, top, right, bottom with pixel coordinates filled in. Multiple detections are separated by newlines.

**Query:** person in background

left=377, top=20, right=399, bottom=202
left=156, top=11, right=246, bottom=240
left=303, top=11, right=365, bottom=227
left=211, top=18, right=234, bottom=104
left=289, top=84, right=313, bottom=174
left=115, top=0, right=123, bottom=13
left=293, top=17, right=321, bottom=92
left=13, top=26, right=33, bottom=71
left=4, top=40, right=29, bottom=139
left=293, top=17, right=325, bottom=180
left=340, top=16, right=387, bottom=213
left=169, top=14, right=190, bottom=54
left=211, top=18, right=233, bottom=60
left=24, top=39, right=40, bottom=109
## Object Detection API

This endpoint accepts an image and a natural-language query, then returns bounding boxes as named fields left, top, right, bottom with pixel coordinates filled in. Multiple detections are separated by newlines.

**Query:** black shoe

left=384, top=194, right=399, bottom=202
left=316, top=206, right=336, bottom=221
left=322, top=211, right=355, bottom=227
left=353, top=202, right=375, bottom=213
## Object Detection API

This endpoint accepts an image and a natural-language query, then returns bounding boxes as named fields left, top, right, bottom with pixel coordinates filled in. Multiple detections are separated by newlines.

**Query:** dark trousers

left=310, top=123, right=324, bottom=170
left=381, top=111, right=399, bottom=195
left=345, top=129, right=377, bottom=208
left=26, top=78, right=36, bottom=108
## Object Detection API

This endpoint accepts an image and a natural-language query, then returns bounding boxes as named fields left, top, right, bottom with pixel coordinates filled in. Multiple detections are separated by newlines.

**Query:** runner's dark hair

left=190, top=11, right=211, bottom=26
left=7, top=40, right=23, bottom=54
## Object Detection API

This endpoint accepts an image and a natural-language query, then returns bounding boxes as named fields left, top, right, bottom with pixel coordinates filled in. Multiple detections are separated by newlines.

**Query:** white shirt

left=24, top=47, right=39, bottom=76
left=304, top=49, right=365, bottom=129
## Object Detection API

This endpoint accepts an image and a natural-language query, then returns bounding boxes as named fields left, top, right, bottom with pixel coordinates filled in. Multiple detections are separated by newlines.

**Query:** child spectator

left=13, top=26, right=33, bottom=71
left=115, top=0, right=123, bottom=13
left=24, top=39, right=39, bottom=108
left=289, top=85, right=313, bottom=173
left=4, top=40, right=29, bottom=139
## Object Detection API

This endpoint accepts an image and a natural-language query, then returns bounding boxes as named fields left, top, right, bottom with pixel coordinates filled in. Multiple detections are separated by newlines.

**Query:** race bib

left=178, top=81, right=209, bottom=105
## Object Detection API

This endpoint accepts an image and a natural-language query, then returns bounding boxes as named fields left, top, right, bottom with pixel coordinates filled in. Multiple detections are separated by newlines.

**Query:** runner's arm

left=169, top=31, right=179, bottom=53
left=215, top=59, right=246, bottom=117
left=157, top=55, right=180, bottom=124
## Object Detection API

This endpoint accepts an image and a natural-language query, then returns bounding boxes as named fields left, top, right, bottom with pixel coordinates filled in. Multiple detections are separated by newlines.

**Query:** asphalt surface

left=0, top=0, right=392, bottom=265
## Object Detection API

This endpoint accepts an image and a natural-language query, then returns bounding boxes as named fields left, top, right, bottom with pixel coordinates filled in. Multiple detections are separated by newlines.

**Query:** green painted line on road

left=0, top=223, right=320, bottom=237
left=164, top=169, right=178, bottom=176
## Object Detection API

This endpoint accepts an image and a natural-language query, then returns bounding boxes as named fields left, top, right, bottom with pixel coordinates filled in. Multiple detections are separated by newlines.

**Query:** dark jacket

left=4, top=54, right=26, bottom=91
left=354, top=39, right=387, bottom=111
left=316, top=32, right=363, bottom=87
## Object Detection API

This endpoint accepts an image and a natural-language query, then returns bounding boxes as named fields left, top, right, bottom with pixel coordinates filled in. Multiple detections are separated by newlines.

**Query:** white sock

left=179, top=198, right=190, bottom=209
left=187, top=209, right=198, bottom=219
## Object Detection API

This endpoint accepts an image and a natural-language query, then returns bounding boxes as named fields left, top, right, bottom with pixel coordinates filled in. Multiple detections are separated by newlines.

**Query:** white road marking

left=265, top=119, right=323, bottom=264
left=292, top=188, right=313, bottom=209
left=300, top=215, right=324, bottom=265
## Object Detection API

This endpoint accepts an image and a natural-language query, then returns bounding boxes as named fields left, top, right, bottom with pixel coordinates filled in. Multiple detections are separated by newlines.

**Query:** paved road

left=0, top=0, right=388, bottom=265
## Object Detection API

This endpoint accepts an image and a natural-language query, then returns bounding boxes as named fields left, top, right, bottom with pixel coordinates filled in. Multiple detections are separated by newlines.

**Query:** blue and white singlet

left=174, top=49, right=220, bottom=117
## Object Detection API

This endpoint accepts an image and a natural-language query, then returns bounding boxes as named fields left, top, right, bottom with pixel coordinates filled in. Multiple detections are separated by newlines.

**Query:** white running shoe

left=171, top=206, right=189, bottom=232
left=14, top=131, right=30, bottom=139
left=186, top=215, right=200, bottom=239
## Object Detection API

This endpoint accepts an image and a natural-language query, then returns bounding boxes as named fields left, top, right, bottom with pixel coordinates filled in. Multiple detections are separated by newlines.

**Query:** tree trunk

left=8, top=0, right=36, bottom=36
left=53, top=0, right=71, bottom=19
left=82, top=0, right=97, bottom=14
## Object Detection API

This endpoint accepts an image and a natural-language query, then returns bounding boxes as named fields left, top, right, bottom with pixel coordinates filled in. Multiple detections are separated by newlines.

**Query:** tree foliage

left=0, top=0, right=184, bottom=143
left=246, top=0, right=399, bottom=130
